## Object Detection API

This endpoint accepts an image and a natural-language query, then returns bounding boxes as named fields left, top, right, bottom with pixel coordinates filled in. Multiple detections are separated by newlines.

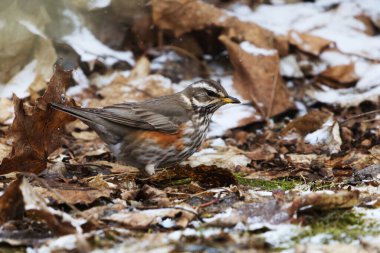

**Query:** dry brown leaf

left=0, top=178, right=24, bottom=225
left=288, top=30, right=333, bottom=56
left=219, top=35, right=294, bottom=118
left=152, top=0, right=226, bottom=37
left=355, top=14, right=376, bottom=36
left=152, top=0, right=287, bottom=54
left=35, top=183, right=112, bottom=205
left=318, top=64, right=359, bottom=88
left=103, top=204, right=196, bottom=229
left=151, top=47, right=209, bottom=82
left=139, top=184, right=171, bottom=207
left=0, top=177, right=79, bottom=239
left=90, top=160, right=140, bottom=174
left=0, top=64, right=75, bottom=174
left=0, top=98, right=13, bottom=124
left=245, top=144, right=277, bottom=161
left=0, top=139, right=12, bottom=162
left=71, top=130, right=98, bottom=141
left=282, top=109, right=332, bottom=136
left=291, top=190, right=359, bottom=212
left=94, top=58, right=174, bottom=107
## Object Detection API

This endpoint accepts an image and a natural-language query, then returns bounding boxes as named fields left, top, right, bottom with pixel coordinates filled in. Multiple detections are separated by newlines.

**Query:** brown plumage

left=51, top=79, right=240, bottom=175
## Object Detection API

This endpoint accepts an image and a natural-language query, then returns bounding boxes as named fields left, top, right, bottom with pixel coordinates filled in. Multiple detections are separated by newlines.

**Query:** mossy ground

left=296, top=208, right=380, bottom=244
left=234, top=174, right=301, bottom=191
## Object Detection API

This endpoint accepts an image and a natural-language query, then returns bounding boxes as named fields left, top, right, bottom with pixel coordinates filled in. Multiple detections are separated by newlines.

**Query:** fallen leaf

left=151, top=47, right=209, bottom=82
left=0, top=178, right=24, bottom=225
left=94, top=59, right=174, bottom=107
left=186, top=145, right=250, bottom=169
left=306, top=84, right=380, bottom=107
left=220, top=35, right=294, bottom=118
left=71, top=130, right=98, bottom=141
left=0, top=98, right=14, bottom=124
left=304, top=116, right=342, bottom=154
left=288, top=30, right=333, bottom=56
left=103, top=204, right=196, bottom=229
left=0, top=177, right=84, bottom=245
left=318, top=64, right=359, bottom=88
left=282, top=110, right=333, bottom=136
left=245, top=144, right=277, bottom=161
left=291, top=190, right=360, bottom=212
left=0, top=63, right=75, bottom=174
left=35, top=181, right=112, bottom=205
left=0, top=139, right=12, bottom=162
left=355, top=14, right=376, bottom=36
left=152, top=0, right=287, bottom=54
left=137, top=184, right=172, bottom=208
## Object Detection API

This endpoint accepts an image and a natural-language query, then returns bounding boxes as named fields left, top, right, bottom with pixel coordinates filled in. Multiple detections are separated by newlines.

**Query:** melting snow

left=304, top=117, right=342, bottom=153
left=27, top=234, right=80, bottom=253
left=62, top=10, right=134, bottom=67
left=19, top=20, right=47, bottom=39
left=308, top=84, right=380, bottom=107
left=0, top=60, right=37, bottom=98
left=229, top=1, right=380, bottom=60
left=356, top=64, right=380, bottom=90
left=240, top=41, right=277, bottom=56
left=280, top=55, right=304, bottom=78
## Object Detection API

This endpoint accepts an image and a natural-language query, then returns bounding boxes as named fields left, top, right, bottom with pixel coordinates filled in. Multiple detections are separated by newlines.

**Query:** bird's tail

left=50, top=103, right=98, bottom=124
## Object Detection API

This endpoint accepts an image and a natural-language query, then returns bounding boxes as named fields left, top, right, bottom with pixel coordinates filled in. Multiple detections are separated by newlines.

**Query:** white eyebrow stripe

left=192, top=82, right=218, bottom=93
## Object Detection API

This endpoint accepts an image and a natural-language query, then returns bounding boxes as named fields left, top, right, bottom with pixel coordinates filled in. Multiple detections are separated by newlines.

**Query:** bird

left=50, top=79, right=240, bottom=175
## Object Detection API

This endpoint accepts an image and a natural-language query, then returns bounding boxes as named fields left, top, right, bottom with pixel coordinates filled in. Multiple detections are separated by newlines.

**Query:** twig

left=340, top=109, right=380, bottom=125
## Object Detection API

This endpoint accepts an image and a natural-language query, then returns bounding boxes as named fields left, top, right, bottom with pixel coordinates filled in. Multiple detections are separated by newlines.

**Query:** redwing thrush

left=51, top=79, right=240, bottom=175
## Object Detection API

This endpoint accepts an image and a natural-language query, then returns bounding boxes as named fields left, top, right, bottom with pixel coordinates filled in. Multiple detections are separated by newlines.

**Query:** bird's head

left=182, top=80, right=240, bottom=112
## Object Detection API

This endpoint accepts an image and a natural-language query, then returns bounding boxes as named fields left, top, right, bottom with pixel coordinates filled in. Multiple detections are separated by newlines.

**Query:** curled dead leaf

left=152, top=0, right=287, bottom=54
left=291, top=190, right=360, bottom=213
left=0, top=177, right=83, bottom=243
left=0, top=63, right=75, bottom=174
left=103, top=204, right=196, bottom=229
left=318, top=64, right=359, bottom=88
left=219, top=35, right=293, bottom=118
left=282, top=110, right=333, bottom=136
left=288, top=30, right=333, bottom=56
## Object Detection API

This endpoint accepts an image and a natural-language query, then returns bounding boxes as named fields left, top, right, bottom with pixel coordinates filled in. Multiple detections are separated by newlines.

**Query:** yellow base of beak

left=221, top=96, right=240, bottom=104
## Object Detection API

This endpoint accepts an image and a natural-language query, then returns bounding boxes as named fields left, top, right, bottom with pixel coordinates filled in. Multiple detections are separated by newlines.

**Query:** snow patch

left=356, top=64, right=380, bottom=90
left=308, top=84, right=380, bottom=107
left=240, top=41, right=277, bottom=56
left=62, top=10, right=134, bottom=67
left=0, top=60, right=37, bottom=99
left=19, top=20, right=47, bottom=39
left=305, top=117, right=342, bottom=153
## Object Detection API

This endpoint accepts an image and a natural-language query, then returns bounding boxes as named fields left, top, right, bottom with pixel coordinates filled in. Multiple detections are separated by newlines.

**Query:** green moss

left=0, top=246, right=25, bottom=253
left=307, top=180, right=337, bottom=191
left=297, top=209, right=380, bottom=243
left=166, top=178, right=192, bottom=186
left=234, top=174, right=300, bottom=191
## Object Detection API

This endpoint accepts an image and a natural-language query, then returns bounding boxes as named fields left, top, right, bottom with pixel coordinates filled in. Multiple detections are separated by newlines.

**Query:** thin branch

left=341, top=109, right=380, bottom=125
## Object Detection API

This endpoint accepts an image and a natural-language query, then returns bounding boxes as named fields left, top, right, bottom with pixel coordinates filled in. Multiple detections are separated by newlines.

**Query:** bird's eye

left=206, top=90, right=217, bottom=97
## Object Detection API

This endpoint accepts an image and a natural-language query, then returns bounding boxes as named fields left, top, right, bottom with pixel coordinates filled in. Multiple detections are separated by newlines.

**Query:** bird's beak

left=221, top=96, right=240, bottom=104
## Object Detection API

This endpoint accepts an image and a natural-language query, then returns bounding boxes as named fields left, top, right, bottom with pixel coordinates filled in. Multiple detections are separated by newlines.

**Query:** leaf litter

left=0, top=0, right=380, bottom=252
